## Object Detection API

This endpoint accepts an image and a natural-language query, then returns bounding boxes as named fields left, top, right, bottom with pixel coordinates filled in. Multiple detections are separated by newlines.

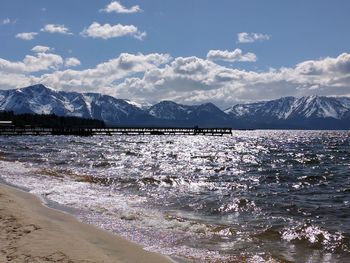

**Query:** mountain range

left=1, top=84, right=350, bottom=129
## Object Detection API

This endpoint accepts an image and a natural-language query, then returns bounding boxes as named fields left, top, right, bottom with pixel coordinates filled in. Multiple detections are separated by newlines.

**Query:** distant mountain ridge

left=147, top=101, right=230, bottom=126
left=0, top=84, right=150, bottom=125
left=1, top=84, right=350, bottom=129
left=225, top=96, right=350, bottom=129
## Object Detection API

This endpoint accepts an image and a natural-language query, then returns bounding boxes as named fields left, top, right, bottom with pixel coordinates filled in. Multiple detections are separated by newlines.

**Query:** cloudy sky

left=1, top=0, right=350, bottom=108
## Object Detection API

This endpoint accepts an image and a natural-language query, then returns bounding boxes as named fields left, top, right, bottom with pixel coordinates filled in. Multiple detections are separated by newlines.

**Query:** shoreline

left=0, top=183, right=174, bottom=263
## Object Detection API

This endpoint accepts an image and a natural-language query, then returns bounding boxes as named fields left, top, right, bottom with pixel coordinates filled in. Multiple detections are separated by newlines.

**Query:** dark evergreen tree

left=0, top=111, right=105, bottom=128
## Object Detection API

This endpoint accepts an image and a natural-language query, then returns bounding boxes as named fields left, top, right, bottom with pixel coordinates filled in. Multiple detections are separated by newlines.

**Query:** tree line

left=0, top=111, right=105, bottom=128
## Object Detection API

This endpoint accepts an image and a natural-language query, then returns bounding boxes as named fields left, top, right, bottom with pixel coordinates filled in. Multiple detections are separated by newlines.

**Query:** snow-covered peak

left=226, top=96, right=350, bottom=120
left=291, top=96, right=350, bottom=119
left=125, top=99, right=152, bottom=110
left=1, top=84, right=350, bottom=128
left=0, top=84, right=146, bottom=125
left=19, top=84, right=56, bottom=94
left=148, top=101, right=194, bottom=120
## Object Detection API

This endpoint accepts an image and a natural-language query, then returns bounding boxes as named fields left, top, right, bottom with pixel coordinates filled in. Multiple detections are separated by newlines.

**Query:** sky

left=1, top=0, right=350, bottom=108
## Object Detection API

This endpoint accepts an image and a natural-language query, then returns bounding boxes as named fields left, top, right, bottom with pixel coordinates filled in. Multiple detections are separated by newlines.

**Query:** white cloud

left=2, top=18, right=11, bottom=25
left=41, top=24, right=72, bottom=35
left=113, top=56, right=244, bottom=104
left=1, top=52, right=350, bottom=108
left=31, top=45, right=52, bottom=53
left=0, top=52, right=63, bottom=73
left=207, top=49, right=257, bottom=62
left=237, top=32, right=270, bottom=43
left=101, top=1, right=142, bottom=14
left=295, top=53, right=350, bottom=75
left=65, top=57, right=81, bottom=67
left=15, top=32, right=38, bottom=40
left=36, top=53, right=171, bottom=91
left=81, top=22, right=146, bottom=40
left=0, top=72, right=37, bottom=89
left=112, top=53, right=350, bottom=107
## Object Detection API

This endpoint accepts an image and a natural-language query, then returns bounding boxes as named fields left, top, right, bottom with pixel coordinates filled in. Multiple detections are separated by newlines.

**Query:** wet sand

left=0, top=183, right=172, bottom=263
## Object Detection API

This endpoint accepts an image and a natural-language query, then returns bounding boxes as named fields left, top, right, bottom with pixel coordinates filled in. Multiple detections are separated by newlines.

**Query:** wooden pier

left=0, top=127, right=232, bottom=136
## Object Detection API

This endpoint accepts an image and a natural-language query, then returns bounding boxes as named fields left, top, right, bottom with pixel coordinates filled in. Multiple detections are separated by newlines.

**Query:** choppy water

left=0, top=131, right=350, bottom=262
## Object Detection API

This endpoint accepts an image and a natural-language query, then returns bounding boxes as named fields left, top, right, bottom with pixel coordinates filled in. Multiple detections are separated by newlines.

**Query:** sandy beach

left=0, top=183, right=172, bottom=263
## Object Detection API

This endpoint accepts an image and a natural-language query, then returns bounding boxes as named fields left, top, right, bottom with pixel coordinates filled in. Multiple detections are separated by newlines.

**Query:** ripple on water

left=0, top=131, right=350, bottom=262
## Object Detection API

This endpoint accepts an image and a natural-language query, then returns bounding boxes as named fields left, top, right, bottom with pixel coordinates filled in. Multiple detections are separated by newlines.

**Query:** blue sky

left=1, top=0, right=350, bottom=108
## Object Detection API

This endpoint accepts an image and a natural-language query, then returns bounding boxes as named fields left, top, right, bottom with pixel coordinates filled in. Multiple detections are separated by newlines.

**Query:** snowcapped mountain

left=148, top=101, right=230, bottom=126
left=0, top=84, right=230, bottom=127
left=124, top=99, right=152, bottom=110
left=225, top=96, right=350, bottom=129
left=0, top=84, right=149, bottom=125
left=1, top=84, right=350, bottom=129
left=148, top=101, right=194, bottom=120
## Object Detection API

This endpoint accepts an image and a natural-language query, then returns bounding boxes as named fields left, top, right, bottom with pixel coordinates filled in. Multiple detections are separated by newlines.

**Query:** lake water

left=0, top=130, right=349, bottom=262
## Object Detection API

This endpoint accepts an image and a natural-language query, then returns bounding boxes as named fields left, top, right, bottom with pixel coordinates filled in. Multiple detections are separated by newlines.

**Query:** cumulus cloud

left=31, top=45, right=52, bottom=53
left=41, top=24, right=72, bottom=35
left=0, top=72, right=37, bottom=89
left=113, top=56, right=245, bottom=104
left=101, top=1, right=142, bottom=14
left=207, top=49, right=257, bottom=62
left=65, top=57, right=81, bottom=67
left=1, top=52, right=350, bottom=108
left=81, top=22, right=146, bottom=40
left=112, top=53, right=350, bottom=107
left=0, top=52, right=169, bottom=84
left=237, top=32, right=270, bottom=43
left=295, top=53, right=350, bottom=75
left=35, top=53, right=171, bottom=92
left=15, top=32, right=38, bottom=40
left=0, top=52, right=63, bottom=73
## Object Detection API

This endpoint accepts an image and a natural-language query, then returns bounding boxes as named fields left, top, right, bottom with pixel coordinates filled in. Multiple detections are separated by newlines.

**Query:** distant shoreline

left=0, top=183, right=173, bottom=263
